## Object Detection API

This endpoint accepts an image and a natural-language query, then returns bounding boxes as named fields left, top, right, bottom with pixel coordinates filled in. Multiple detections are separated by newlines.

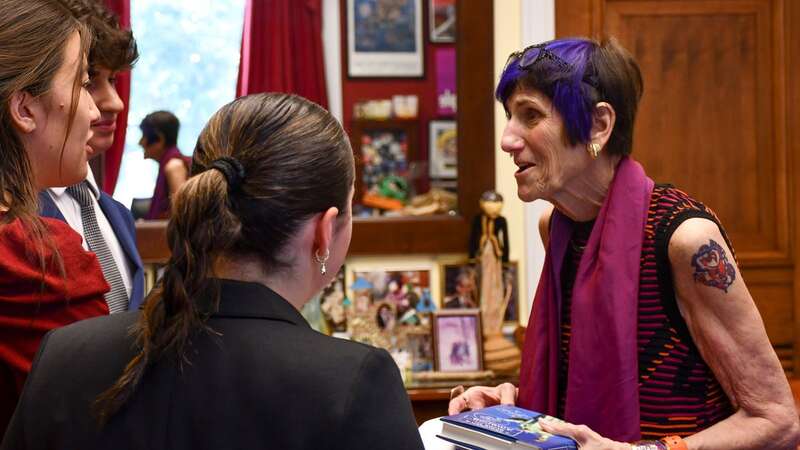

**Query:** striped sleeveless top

left=557, top=184, right=734, bottom=438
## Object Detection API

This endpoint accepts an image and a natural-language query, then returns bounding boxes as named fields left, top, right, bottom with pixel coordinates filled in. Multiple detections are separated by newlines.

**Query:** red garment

left=145, top=146, right=190, bottom=220
left=0, top=217, right=109, bottom=435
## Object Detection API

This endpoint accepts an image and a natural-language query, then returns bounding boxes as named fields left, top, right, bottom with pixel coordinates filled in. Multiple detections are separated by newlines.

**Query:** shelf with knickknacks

left=469, top=190, right=521, bottom=375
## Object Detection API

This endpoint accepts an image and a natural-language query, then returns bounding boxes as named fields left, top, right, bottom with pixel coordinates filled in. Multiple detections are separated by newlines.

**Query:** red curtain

left=101, top=0, right=131, bottom=194
left=236, top=0, right=328, bottom=108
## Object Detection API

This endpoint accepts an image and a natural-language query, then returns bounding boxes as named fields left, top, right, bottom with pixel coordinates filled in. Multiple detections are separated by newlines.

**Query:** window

left=114, top=0, right=245, bottom=210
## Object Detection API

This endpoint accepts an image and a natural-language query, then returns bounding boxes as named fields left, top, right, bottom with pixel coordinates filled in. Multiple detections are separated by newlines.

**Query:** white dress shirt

left=47, top=169, right=133, bottom=299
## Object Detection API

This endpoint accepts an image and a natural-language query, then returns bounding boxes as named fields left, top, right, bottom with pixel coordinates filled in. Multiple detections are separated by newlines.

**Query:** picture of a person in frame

left=376, top=303, right=397, bottom=332
left=443, top=266, right=478, bottom=309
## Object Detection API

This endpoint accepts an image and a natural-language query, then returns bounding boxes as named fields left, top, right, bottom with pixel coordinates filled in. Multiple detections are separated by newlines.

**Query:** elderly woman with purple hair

left=437, top=38, right=799, bottom=450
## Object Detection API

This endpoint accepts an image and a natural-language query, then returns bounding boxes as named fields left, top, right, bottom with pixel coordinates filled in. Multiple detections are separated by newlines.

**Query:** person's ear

left=314, top=206, right=340, bottom=262
left=589, top=102, right=616, bottom=150
left=9, top=91, right=39, bottom=134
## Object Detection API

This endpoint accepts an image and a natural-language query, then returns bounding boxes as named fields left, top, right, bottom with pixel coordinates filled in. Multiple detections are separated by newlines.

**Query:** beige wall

left=493, top=0, right=528, bottom=323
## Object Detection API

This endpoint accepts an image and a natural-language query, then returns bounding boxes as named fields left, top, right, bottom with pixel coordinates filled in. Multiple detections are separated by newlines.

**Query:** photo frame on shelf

left=502, top=261, right=519, bottom=323
left=400, top=326, right=434, bottom=372
left=319, top=267, right=349, bottom=333
left=432, top=309, right=483, bottom=372
left=351, top=119, right=418, bottom=213
left=440, top=261, right=478, bottom=310
left=429, top=120, right=457, bottom=179
left=429, top=0, right=456, bottom=43
left=301, top=266, right=348, bottom=335
left=347, top=0, right=424, bottom=77
left=348, top=265, right=432, bottom=319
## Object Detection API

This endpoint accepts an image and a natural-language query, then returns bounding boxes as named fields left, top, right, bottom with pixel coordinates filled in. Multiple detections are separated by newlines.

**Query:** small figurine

left=469, top=190, right=509, bottom=263
left=469, top=190, right=520, bottom=374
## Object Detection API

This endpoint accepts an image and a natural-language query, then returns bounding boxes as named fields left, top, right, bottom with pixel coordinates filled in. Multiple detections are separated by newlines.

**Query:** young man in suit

left=40, top=0, right=145, bottom=312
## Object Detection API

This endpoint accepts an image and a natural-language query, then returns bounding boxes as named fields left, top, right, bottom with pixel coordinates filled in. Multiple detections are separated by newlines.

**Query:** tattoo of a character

left=691, top=239, right=736, bottom=293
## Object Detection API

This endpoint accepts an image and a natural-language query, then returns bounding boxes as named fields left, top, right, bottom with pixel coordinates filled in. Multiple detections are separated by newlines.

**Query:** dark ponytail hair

left=93, top=93, right=355, bottom=423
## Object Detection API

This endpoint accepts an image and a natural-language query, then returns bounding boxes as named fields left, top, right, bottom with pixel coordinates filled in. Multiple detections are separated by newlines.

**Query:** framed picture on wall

left=432, top=309, right=483, bottom=372
left=429, top=120, right=457, bottom=179
left=429, top=0, right=456, bottom=43
left=346, top=0, right=424, bottom=77
left=351, top=119, right=418, bottom=211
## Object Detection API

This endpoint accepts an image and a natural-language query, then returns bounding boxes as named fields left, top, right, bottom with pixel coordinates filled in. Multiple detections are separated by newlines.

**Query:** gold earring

left=587, top=142, right=601, bottom=159
left=314, top=248, right=330, bottom=275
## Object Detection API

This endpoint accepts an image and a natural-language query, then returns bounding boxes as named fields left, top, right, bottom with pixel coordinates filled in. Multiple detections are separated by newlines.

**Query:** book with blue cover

left=438, top=405, right=578, bottom=450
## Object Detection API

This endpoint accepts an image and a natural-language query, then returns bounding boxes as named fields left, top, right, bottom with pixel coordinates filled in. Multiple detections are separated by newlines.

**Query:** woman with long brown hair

left=0, top=0, right=110, bottom=438
left=2, top=93, right=424, bottom=450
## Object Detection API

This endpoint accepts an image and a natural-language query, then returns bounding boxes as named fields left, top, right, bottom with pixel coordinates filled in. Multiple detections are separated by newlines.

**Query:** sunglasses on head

left=505, top=43, right=602, bottom=91
left=505, top=43, right=570, bottom=72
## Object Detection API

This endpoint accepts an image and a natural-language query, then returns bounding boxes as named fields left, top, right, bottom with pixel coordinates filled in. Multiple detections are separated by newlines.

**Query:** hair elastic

left=210, top=156, right=246, bottom=191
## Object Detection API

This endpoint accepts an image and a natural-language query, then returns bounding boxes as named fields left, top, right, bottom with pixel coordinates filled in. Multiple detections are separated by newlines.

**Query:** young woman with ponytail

left=2, top=93, right=424, bottom=450
left=0, top=0, right=111, bottom=439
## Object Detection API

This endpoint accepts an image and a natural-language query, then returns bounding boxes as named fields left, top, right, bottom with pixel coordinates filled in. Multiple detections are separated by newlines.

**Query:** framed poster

left=432, top=309, right=483, bottom=372
left=429, top=0, right=456, bottom=43
left=429, top=120, right=457, bottom=178
left=347, top=0, right=424, bottom=77
left=351, top=119, right=418, bottom=210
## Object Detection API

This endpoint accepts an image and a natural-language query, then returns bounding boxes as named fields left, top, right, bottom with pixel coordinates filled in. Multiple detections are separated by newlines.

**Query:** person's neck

left=212, top=256, right=309, bottom=311
left=550, top=154, right=622, bottom=222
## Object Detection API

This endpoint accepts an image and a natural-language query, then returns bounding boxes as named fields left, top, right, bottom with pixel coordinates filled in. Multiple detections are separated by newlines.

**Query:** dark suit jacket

left=1, top=280, right=424, bottom=450
left=39, top=191, right=146, bottom=310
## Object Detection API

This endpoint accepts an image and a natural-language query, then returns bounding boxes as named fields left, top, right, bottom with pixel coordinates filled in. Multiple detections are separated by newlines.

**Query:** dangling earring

left=314, top=248, right=330, bottom=275
left=587, top=142, right=601, bottom=159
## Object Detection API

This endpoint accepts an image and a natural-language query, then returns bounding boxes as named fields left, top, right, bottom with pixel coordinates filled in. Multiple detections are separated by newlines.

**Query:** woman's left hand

left=539, top=418, right=632, bottom=450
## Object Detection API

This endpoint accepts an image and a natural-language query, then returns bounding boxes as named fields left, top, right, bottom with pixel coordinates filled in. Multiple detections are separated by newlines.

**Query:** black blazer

left=2, top=280, right=424, bottom=450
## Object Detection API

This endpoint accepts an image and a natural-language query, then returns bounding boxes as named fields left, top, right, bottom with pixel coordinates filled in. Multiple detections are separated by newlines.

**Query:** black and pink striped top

left=557, top=184, right=734, bottom=438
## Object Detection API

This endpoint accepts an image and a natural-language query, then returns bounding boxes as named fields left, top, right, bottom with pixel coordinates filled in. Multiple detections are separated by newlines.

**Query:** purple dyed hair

left=496, top=37, right=643, bottom=155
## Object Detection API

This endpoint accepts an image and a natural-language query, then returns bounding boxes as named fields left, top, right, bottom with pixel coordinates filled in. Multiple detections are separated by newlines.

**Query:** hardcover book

left=438, top=405, right=578, bottom=450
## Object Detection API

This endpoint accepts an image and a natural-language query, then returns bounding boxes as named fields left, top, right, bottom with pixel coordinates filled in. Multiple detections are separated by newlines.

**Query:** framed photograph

left=302, top=266, right=348, bottom=335
left=351, top=119, right=418, bottom=209
left=502, top=261, right=519, bottom=323
left=349, top=267, right=431, bottom=318
left=429, top=0, right=456, bottom=43
left=347, top=0, right=424, bottom=77
left=405, top=328, right=434, bottom=371
left=440, top=261, right=478, bottom=309
left=432, top=309, right=483, bottom=372
left=319, top=267, right=348, bottom=332
left=429, top=120, right=457, bottom=179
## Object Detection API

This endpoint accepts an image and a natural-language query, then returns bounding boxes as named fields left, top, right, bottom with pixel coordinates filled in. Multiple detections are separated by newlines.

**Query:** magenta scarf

left=517, top=156, right=654, bottom=441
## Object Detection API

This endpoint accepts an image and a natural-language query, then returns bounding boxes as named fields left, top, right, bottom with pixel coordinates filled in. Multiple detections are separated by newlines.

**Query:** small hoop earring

left=314, top=248, right=330, bottom=275
left=587, top=142, right=601, bottom=159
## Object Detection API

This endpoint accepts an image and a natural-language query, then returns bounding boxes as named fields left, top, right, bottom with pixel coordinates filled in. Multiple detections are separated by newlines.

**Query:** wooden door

left=556, top=0, right=800, bottom=374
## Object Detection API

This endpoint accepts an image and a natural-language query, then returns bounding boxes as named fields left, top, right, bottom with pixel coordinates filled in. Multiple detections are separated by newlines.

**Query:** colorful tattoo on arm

left=691, top=239, right=736, bottom=293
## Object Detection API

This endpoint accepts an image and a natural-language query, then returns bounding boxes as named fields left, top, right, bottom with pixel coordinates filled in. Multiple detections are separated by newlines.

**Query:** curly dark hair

left=61, top=0, right=138, bottom=71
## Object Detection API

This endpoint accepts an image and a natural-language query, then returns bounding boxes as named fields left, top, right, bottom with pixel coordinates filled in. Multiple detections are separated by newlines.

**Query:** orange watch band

left=660, top=436, right=688, bottom=450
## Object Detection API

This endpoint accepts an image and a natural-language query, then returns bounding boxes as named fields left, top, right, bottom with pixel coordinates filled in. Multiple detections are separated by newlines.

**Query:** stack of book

left=437, top=405, right=578, bottom=450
